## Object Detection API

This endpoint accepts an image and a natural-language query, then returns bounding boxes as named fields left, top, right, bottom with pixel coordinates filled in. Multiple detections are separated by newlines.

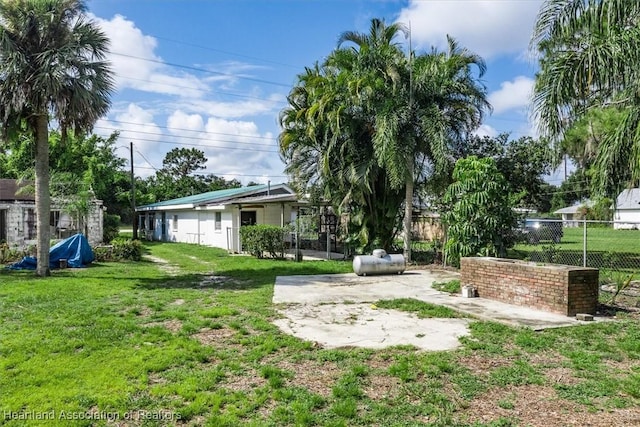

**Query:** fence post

left=583, top=219, right=587, bottom=267
left=326, top=229, right=330, bottom=260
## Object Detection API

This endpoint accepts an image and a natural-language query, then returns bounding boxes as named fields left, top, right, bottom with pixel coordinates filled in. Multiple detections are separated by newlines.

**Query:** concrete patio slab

left=272, top=269, right=610, bottom=350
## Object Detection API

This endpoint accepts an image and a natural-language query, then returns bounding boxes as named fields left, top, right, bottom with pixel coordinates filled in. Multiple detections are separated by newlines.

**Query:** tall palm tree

left=0, top=0, right=113, bottom=276
left=280, top=18, right=489, bottom=256
left=372, top=36, right=490, bottom=261
left=531, top=0, right=640, bottom=196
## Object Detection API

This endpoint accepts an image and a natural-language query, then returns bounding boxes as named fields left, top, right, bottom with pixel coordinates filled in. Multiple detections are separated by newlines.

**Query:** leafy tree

left=531, top=0, right=640, bottom=199
left=449, top=134, right=553, bottom=212
left=549, top=168, right=592, bottom=213
left=150, top=147, right=207, bottom=200
left=0, top=0, right=113, bottom=276
left=146, top=147, right=241, bottom=201
left=442, top=156, right=519, bottom=266
left=280, top=18, right=489, bottom=256
left=0, top=130, right=131, bottom=238
left=561, top=107, right=625, bottom=170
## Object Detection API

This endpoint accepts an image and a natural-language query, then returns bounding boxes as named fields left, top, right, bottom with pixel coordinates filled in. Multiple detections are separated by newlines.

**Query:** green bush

left=103, top=213, right=121, bottom=243
left=240, top=225, right=285, bottom=258
left=111, top=238, right=143, bottom=261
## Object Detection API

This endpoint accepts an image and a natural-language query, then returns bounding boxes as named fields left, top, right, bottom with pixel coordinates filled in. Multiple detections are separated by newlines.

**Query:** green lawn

left=512, top=227, right=640, bottom=272
left=1, top=242, right=639, bottom=426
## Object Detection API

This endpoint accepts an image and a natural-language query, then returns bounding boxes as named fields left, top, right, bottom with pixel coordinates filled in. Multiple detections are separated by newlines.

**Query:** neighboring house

left=0, top=179, right=104, bottom=247
left=136, top=184, right=306, bottom=252
left=614, top=188, right=640, bottom=229
left=411, top=212, right=444, bottom=242
left=553, top=200, right=594, bottom=227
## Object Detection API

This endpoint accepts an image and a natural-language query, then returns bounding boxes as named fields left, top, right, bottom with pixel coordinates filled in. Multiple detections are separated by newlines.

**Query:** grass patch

left=432, top=279, right=461, bottom=293
left=375, top=298, right=461, bottom=318
left=1, top=242, right=639, bottom=426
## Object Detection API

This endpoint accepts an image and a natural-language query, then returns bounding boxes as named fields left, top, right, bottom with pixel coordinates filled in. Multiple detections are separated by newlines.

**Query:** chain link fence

left=509, top=218, right=640, bottom=275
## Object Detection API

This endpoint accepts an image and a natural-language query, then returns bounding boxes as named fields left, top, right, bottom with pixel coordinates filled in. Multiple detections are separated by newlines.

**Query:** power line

left=151, top=34, right=302, bottom=70
left=95, top=126, right=279, bottom=151
left=100, top=118, right=278, bottom=141
left=111, top=51, right=292, bottom=88
left=105, top=133, right=280, bottom=154
left=133, top=164, right=287, bottom=178
left=116, top=74, right=288, bottom=104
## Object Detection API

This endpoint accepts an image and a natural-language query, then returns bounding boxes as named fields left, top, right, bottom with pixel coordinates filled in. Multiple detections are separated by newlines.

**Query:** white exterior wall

left=144, top=203, right=297, bottom=252
left=614, top=209, right=640, bottom=229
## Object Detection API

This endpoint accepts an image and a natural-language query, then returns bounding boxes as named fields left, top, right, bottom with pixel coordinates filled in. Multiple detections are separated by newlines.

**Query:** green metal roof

left=138, top=184, right=269, bottom=210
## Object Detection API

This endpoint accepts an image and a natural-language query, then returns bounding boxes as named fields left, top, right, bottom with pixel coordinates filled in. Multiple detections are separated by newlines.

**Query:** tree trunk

left=403, top=157, right=413, bottom=263
left=35, top=114, right=51, bottom=277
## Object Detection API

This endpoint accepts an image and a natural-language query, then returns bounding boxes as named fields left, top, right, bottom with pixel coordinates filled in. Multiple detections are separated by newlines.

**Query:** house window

left=49, top=210, right=60, bottom=227
left=0, top=209, right=6, bottom=243
left=24, top=208, right=36, bottom=240
left=172, top=215, right=178, bottom=231
left=215, top=212, right=222, bottom=231
left=148, top=213, right=155, bottom=231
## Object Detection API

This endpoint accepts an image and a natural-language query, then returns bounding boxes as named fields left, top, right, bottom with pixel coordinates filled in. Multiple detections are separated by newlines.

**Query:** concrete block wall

left=1, top=200, right=104, bottom=248
left=460, top=257, right=599, bottom=316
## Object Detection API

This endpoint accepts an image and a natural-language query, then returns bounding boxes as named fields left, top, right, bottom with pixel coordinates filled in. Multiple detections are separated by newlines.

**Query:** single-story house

left=614, top=188, right=640, bottom=229
left=0, top=179, right=104, bottom=248
left=135, top=183, right=306, bottom=252
left=553, top=200, right=594, bottom=227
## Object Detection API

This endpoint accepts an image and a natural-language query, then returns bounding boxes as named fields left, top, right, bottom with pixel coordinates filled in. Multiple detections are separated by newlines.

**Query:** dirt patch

left=143, top=254, right=180, bottom=276
left=192, top=327, right=236, bottom=345
left=544, top=366, right=583, bottom=386
left=199, top=275, right=243, bottom=288
left=460, top=384, right=640, bottom=426
left=171, top=299, right=185, bottom=305
left=221, top=367, right=268, bottom=392
left=363, top=374, right=402, bottom=400
left=275, top=359, right=342, bottom=397
left=143, top=319, right=183, bottom=333
left=455, top=353, right=514, bottom=375
left=136, top=306, right=153, bottom=318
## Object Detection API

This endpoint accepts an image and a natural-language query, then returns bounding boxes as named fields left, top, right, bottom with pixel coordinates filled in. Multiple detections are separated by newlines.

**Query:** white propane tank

left=352, top=249, right=406, bottom=276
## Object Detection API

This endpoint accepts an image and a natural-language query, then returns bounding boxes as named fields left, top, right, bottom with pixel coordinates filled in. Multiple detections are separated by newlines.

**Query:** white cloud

left=473, top=123, right=498, bottom=138
left=397, top=0, right=543, bottom=58
left=488, top=76, right=534, bottom=114
left=87, top=14, right=289, bottom=184
left=177, top=96, right=284, bottom=119
left=91, top=14, right=210, bottom=98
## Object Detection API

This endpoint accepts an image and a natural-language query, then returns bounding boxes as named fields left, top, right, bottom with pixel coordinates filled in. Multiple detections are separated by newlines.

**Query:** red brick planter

left=460, top=257, right=599, bottom=316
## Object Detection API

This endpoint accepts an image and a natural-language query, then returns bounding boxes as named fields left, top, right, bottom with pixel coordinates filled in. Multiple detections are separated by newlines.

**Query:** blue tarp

left=8, top=233, right=94, bottom=270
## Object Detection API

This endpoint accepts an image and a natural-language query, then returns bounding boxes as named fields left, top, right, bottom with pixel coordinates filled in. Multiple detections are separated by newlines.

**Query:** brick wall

left=460, top=257, right=599, bottom=316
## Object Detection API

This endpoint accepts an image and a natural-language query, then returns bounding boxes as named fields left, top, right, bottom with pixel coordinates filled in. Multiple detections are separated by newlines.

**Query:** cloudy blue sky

left=86, top=0, right=554, bottom=186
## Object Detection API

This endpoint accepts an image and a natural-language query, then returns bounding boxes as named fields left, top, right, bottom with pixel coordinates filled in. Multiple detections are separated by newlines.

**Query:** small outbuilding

left=614, top=188, right=640, bottom=229
left=553, top=200, right=593, bottom=227
left=0, top=179, right=104, bottom=248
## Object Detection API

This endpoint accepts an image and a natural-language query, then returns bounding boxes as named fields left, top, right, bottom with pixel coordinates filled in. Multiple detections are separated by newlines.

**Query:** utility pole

left=130, top=142, right=138, bottom=240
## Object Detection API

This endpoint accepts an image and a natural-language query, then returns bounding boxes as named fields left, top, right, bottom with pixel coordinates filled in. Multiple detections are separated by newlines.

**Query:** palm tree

left=336, top=20, right=489, bottom=260
left=280, top=19, right=490, bottom=257
left=372, top=36, right=490, bottom=262
left=531, top=0, right=640, bottom=197
left=0, top=0, right=113, bottom=276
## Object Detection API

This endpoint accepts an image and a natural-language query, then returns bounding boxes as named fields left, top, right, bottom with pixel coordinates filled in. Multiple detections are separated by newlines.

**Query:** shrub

left=111, top=238, right=143, bottom=261
left=442, top=156, right=519, bottom=267
left=240, top=225, right=285, bottom=258
left=103, top=213, right=121, bottom=243
left=0, top=243, right=20, bottom=264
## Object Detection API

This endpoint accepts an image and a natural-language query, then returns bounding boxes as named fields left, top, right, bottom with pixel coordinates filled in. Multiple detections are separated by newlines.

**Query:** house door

left=241, top=211, right=257, bottom=226
left=0, top=210, right=6, bottom=243
left=161, top=212, right=167, bottom=241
